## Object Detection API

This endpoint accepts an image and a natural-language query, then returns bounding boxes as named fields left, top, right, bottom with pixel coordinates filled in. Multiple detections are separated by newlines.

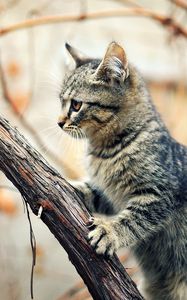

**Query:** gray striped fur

left=58, top=42, right=187, bottom=300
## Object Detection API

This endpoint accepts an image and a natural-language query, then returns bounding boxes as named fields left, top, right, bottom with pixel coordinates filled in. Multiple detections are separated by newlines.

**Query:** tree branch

left=58, top=253, right=139, bottom=300
left=0, top=115, right=144, bottom=300
left=171, top=0, right=187, bottom=10
left=0, top=8, right=187, bottom=38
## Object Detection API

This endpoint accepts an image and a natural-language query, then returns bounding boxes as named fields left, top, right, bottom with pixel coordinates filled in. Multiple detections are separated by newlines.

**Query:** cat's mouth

left=61, top=125, right=86, bottom=139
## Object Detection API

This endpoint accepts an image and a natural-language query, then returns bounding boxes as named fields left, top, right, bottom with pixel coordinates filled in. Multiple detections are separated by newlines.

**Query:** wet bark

left=0, top=115, right=144, bottom=300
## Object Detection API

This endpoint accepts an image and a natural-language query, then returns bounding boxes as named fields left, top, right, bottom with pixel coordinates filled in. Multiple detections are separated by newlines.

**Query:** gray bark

left=0, top=115, right=144, bottom=300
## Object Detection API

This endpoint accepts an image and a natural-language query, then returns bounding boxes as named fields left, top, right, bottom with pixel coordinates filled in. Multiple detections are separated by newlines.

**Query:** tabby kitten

left=58, top=42, right=187, bottom=300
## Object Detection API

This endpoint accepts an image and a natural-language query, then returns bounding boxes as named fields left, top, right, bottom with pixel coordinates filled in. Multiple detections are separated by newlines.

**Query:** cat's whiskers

left=39, top=79, right=61, bottom=89
left=67, top=128, right=76, bottom=152
left=56, top=130, right=65, bottom=152
left=62, top=127, right=87, bottom=161
left=35, top=66, right=62, bottom=82
left=73, top=128, right=80, bottom=150
left=38, top=124, right=58, bottom=135
left=73, top=129, right=85, bottom=168
left=40, top=134, right=61, bottom=159
left=41, top=128, right=60, bottom=144
left=45, top=129, right=61, bottom=144
left=38, top=82, right=62, bottom=96
left=77, top=129, right=88, bottom=165
left=39, top=126, right=60, bottom=152
left=69, top=130, right=79, bottom=158
left=35, top=66, right=62, bottom=99
left=58, top=130, right=72, bottom=155
left=39, top=115, right=57, bottom=122
left=77, top=127, right=88, bottom=153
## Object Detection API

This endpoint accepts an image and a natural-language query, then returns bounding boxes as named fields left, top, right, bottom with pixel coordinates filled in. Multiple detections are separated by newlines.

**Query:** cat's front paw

left=88, top=217, right=120, bottom=256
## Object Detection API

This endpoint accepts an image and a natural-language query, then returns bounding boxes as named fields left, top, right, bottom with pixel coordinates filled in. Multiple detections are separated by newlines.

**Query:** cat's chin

left=63, top=129, right=86, bottom=140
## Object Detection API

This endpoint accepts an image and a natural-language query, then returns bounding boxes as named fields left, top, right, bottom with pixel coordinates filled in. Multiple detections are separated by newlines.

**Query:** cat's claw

left=86, top=216, right=95, bottom=228
left=88, top=218, right=120, bottom=256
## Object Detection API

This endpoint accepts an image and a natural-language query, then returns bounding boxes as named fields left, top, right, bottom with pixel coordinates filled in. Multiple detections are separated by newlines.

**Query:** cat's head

left=58, top=42, right=130, bottom=142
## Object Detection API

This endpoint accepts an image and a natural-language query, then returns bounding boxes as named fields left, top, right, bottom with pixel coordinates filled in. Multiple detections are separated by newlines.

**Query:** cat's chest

left=87, top=155, right=129, bottom=201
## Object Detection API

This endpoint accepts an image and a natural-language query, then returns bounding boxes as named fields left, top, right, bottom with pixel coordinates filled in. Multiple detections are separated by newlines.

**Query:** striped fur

left=58, top=42, right=187, bottom=300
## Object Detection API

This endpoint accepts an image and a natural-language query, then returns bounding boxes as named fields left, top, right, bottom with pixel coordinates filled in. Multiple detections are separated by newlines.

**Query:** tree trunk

left=0, top=115, right=144, bottom=300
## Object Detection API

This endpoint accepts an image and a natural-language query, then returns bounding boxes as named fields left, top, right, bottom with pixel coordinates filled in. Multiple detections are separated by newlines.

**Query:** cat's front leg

left=70, top=181, right=114, bottom=214
left=88, top=195, right=172, bottom=256
left=88, top=216, right=122, bottom=256
left=70, top=181, right=96, bottom=212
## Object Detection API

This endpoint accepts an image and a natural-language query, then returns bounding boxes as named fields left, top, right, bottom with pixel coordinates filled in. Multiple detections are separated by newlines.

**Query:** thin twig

left=25, top=200, right=36, bottom=299
left=171, top=0, right=187, bottom=10
left=0, top=8, right=187, bottom=37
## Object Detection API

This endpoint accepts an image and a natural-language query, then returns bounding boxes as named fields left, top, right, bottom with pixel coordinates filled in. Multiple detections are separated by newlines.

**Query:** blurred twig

left=0, top=0, right=21, bottom=13
left=0, top=7, right=187, bottom=37
left=171, top=0, right=187, bottom=10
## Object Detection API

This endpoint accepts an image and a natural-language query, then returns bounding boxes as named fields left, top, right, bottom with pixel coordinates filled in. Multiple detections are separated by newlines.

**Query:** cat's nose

left=58, top=121, right=65, bottom=129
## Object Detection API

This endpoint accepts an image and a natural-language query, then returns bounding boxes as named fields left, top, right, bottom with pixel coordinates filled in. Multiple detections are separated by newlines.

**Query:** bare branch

left=0, top=8, right=187, bottom=37
left=171, top=0, right=187, bottom=10
left=58, top=252, right=139, bottom=300
left=0, top=115, right=144, bottom=300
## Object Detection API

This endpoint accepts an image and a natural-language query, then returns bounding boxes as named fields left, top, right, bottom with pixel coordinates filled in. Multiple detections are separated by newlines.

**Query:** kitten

left=58, top=42, right=187, bottom=300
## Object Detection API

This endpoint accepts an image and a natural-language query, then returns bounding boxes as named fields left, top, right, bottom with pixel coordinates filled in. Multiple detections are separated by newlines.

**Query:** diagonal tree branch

left=0, top=114, right=144, bottom=300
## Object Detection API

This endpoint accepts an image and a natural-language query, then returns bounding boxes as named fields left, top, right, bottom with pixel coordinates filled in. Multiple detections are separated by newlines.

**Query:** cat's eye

left=71, top=99, right=82, bottom=112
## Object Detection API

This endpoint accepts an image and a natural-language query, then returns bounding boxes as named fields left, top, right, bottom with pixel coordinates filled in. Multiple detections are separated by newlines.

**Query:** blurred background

left=0, top=0, right=187, bottom=299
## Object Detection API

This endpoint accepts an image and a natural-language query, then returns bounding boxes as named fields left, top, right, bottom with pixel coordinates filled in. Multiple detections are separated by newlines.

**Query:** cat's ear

left=65, top=43, right=92, bottom=68
left=94, top=42, right=129, bottom=85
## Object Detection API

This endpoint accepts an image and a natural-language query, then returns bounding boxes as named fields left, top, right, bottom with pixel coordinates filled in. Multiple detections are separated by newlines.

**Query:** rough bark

left=0, top=115, right=144, bottom=300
